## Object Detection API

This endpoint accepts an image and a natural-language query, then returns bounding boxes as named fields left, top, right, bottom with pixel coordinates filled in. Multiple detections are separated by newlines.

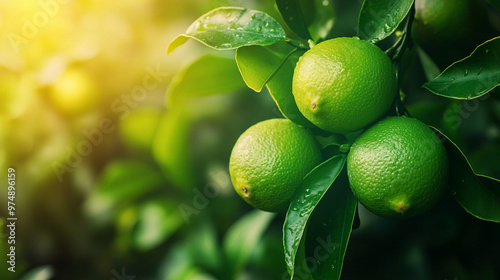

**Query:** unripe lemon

left=292, top=37, right=397, bottom=134
left=412, top=0, right=490, bottom=68
left=229, top=119, right=322, bottom=212
left=347, top=116, right=449, bottom=219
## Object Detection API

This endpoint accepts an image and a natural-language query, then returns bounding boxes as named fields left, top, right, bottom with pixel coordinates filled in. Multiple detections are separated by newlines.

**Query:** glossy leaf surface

left=283, top=155, right=346, bottom=278
left=223, top=210, right=275, bottom=278
left=168, top=7, right=286, bottom=53
left=265, top=49, right=315, bottom=128
left=236, top=41, right=296, bottom=92
left=433, top=128, right=500, bottom=222
left=423, top=37, right=500, bottom=99
left=166, top=55, right=246, bottom=107
left=358, top=0, right=414, bottom=43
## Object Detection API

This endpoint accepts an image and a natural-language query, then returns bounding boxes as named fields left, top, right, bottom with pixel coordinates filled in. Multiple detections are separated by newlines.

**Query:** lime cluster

left=229, top=37, right=449, bottom=218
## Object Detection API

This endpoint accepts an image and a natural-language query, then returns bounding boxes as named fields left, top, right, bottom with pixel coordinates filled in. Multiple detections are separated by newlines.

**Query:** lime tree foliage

left=168, top=0, right=500, bottom=279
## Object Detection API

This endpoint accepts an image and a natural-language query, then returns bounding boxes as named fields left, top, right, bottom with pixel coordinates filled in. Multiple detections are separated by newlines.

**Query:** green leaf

left=308, top=0, right=336, bottom=42
left=119, top=107, right=163, bottom=153
left=291, top=235, right=314, bottom=280
left=276, top=0, right=312, bottom=40
left=223, top=210, right=275, bottom=279
left=305, top=168, right=357, bottom=279
left=417, top=47, right=441, bottom=81
left=133, top=198, right=184, bottom=251
left=152, top=109, right=197, bottom=191
left=433, top=128, right=500, bottom=222
left=166, top=55, right=246, bottom=107
left=265, top=50, right=315, bottom=128
left=283, top=155, right=346, bottom=279
left=97, top=160, right=164, bottom=202
left=236, top=41, right=297, bottom=92
left=276, top=0, right=335, bottom=42
left=477, top=175, right=500, bottom=198
left=423, top=37, right=500, bottom=99
left=487, top=0, right=500, bottom=10
left=357, top=0, right=414, bottom=43
left=159, top=242, right=219, bottom=280
left=186, top=220, right=222, bottom=272
left=167, top=7, right=286, bottom=53
left=19, top=266, right=54, bottom=280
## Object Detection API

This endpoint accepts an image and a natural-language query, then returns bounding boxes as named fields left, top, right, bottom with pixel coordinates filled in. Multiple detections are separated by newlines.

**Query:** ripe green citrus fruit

left=292, top=37, right=397, bottom=134
left=347, top=116, right=448, bottom=219
left=412, top=0, right=490, bottom=67
left=229, top=118, right=322, bottom=212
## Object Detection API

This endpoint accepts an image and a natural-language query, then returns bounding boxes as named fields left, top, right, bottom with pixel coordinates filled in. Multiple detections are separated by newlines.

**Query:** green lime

left=229, top=118, right=322, bottom=212
left=292, top=37, right=397, bottom=134
left=347, top=116, right=448, bottom=219
left=412, top=0, right=490, bottom=67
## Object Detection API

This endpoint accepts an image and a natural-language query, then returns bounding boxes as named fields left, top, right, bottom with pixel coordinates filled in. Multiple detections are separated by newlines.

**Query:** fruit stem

left=386, top=4, right=415, bottom=65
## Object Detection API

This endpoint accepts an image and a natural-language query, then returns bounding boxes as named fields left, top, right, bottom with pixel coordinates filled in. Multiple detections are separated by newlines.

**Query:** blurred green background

left=0, top=0, right=499, bottom=279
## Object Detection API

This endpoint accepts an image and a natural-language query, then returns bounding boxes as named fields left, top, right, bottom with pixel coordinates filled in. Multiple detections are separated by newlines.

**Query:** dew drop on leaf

left=322, top=0, right=330, bottom=6
left=384, top=24, right=391, bottom=32
left=464, top=69, right=469, bottom=76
